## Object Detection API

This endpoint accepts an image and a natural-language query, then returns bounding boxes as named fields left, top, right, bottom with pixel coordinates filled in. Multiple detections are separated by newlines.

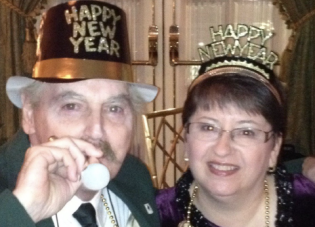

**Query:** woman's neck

left=192, top=175, right=276, bottom=227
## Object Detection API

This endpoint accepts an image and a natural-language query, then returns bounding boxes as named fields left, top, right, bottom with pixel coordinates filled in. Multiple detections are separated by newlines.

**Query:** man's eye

left=62, top=103, right=78, bottom=110
left=109, top=106, right=123, bottom=113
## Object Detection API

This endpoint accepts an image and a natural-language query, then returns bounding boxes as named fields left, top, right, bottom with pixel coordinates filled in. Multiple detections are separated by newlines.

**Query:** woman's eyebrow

left=194, top=117, right=218, bottom=123
left=236, top=120, right=262, bottom=127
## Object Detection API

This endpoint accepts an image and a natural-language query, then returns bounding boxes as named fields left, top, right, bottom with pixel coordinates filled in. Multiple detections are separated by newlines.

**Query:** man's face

left=22, top=79, right=134, bottom=180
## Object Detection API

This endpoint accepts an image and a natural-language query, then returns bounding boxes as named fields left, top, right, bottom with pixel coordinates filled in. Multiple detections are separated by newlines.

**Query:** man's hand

left=12, top=137, right=103, bottom=223
left=302, top=157, right=315, bottom=184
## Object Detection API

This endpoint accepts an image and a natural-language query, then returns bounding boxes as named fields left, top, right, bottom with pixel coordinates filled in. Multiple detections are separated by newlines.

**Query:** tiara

left=198, top=24, right=279, bottom=70
left=191, top=24, right=282, bottom=104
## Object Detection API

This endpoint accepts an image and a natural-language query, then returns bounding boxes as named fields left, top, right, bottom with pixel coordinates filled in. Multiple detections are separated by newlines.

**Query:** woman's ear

left=184, top=132, right=190, bottom=161
left=269, top=135, right=283, bottom=168
left=21, top=93, right=36, bottom=135
left=184, top=145, right=189, bottom=161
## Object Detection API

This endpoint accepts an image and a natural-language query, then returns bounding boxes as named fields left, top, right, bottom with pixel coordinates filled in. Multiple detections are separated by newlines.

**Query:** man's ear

left=21, top=93, right=36, bottom=135
left=269, top=135, right=283, bottom=168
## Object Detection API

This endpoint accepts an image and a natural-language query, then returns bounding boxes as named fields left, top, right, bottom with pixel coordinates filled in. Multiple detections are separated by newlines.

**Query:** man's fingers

left=24, top=137, right=104, bottom=182
left=25, top=146, right=80, bottom=182
left=43, top=137, right=103, bottom=173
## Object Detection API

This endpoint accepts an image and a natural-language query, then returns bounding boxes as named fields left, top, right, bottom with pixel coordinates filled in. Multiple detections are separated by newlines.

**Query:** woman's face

left=185, top=105, right=282, bottom=198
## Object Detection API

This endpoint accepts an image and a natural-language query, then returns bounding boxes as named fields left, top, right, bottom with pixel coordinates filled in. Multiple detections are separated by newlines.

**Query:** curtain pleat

left=0, top=0, right=42, bottom=145
left=274, top=0, right=315, bottom=155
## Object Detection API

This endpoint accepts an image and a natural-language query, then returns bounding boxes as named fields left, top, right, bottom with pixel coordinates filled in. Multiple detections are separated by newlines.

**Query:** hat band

left=33, top=58, right=133, bottom=81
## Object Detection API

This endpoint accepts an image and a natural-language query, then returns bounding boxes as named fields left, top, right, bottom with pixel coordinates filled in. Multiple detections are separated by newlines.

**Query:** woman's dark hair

left=182, top=65, right=287, bottom=136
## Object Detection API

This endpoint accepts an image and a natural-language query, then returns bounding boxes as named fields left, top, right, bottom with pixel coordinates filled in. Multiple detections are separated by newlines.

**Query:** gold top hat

left=6, top=0, right=159, bottom=108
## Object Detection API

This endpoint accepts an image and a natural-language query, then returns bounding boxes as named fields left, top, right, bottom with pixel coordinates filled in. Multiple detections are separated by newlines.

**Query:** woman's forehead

left=194, top=103, right=263, bottom=118
left=191, top=106, right=270, bottom=127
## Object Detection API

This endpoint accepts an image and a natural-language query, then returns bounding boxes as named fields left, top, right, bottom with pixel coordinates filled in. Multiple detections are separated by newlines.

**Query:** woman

left=156, top=56, right=315, bottom=227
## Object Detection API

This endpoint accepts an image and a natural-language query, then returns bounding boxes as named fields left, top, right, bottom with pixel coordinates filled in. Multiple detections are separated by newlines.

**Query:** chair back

left=142, top=107, right=188, bottom=188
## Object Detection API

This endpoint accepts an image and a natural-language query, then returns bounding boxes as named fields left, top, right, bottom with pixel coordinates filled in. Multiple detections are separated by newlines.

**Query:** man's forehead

left=45, top=79, right=128, bottom=90
left=43, top=79, right=130, bottom=100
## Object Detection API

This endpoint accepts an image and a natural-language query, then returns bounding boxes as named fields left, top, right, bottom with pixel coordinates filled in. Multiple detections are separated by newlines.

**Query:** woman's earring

left=267, top=166, right=276, bottom=174
left=184, top=157, right=189, bottom=162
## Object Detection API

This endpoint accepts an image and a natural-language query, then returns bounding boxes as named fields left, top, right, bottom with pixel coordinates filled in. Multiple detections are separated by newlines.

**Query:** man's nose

left=84, top=110, right=104, bottom=140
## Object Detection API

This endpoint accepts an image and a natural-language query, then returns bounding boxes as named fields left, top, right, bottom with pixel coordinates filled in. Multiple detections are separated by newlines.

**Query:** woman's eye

left=241, top=129, right=255, bottom=136
left=200, top=124, right=215, bottom=131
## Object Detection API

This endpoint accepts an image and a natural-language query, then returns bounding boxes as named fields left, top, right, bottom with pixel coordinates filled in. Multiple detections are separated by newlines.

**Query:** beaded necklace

left=101, top=189, right=119, bottom=227
left=179, top=179, right=270, bottom=227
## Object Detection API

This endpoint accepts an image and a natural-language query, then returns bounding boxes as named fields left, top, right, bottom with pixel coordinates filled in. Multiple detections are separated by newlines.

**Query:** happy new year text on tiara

left=198, top=24, right=279, bottom=69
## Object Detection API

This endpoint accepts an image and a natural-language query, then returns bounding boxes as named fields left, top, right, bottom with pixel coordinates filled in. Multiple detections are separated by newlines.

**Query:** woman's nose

left=212, top=131, right=233, bottom=157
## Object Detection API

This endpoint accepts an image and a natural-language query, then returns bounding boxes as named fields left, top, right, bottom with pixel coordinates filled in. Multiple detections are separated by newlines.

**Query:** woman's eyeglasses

left=185, top=122, right=274, bottom=146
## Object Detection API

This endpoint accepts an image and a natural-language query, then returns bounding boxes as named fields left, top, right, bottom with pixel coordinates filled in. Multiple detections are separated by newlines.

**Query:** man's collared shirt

left=52, top=188, right=133, bottom=226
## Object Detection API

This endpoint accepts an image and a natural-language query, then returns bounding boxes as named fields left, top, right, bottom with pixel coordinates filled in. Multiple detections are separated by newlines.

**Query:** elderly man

left=0, top=1, right=160, bottom=226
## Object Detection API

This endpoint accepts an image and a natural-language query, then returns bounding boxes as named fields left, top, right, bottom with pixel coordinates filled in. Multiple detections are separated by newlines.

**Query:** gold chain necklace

left=179, top=179, right=270, bottom=227
left=101, top=192, right=119, bottom=227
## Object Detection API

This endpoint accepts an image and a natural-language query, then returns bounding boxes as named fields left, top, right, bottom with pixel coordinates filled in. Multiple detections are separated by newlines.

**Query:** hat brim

left=6, top=76, right=159, bottom=108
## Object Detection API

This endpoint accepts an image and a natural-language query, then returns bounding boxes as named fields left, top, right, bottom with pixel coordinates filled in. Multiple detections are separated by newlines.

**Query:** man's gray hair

left=21, top=80, right=45, bottom=108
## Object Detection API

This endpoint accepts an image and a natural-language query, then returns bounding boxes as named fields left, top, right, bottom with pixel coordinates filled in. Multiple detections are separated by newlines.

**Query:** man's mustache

left=81, top=138, right=118, bottom=163
left=99, top=140, right=117, bottom=162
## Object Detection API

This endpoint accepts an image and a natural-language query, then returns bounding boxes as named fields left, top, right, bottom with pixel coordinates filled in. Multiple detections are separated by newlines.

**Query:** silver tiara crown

left=191, top=24, right=281, bottom=103
left=198, top=24, right=278, bottom=69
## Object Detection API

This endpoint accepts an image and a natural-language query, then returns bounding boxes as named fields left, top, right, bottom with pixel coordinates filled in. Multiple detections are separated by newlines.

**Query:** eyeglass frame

left=185, top=122, right=275, bottom=144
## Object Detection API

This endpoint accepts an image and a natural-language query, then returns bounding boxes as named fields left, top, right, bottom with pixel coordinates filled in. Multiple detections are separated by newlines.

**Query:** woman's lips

left=207, top=162, right=239, bottom=176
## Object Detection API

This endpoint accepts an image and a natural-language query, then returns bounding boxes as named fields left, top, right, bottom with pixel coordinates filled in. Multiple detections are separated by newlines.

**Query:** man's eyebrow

left=51, top=91, right=85, bottom=103
left=105, top=94, right=131, bottom=104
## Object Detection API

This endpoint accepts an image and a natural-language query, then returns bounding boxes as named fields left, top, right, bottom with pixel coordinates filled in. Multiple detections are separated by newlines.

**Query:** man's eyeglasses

left=185, top=122, right=274, bottom=146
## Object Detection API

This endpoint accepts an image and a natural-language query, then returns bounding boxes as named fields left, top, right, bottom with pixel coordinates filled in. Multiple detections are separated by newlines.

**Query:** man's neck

left=75, top=186, right=100, bottom=201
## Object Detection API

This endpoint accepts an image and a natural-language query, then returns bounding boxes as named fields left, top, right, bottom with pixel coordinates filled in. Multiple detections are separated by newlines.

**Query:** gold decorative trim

left=272, top=0, right=293, bottom=29
left=292, top=8, right=315, bottom=30
left=32, top=58, right=133, bottom=81
left=273, top=0, right=315, bottom=30
left=0, top=0, right=43, bottom=18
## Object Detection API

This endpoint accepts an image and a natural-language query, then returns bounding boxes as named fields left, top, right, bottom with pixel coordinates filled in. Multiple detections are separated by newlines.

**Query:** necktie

left=73, top=203, right=98, bottom=227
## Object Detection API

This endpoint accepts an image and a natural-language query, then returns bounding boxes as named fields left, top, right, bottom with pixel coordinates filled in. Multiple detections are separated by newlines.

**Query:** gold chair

left=142, top=107, right=188, bottom=189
